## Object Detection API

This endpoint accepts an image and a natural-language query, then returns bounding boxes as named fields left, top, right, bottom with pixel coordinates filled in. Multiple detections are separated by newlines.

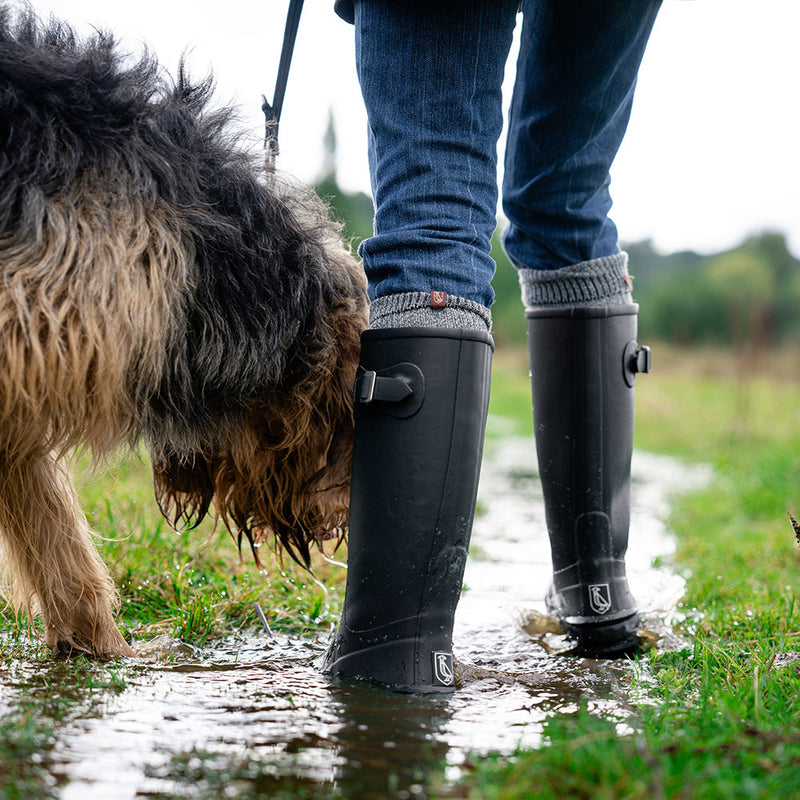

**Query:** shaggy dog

left=0, top=6, right=367, bottom=658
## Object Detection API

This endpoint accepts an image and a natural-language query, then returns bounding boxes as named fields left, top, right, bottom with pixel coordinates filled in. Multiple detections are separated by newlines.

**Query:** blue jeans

left=354, top=0, right=662, bottom=307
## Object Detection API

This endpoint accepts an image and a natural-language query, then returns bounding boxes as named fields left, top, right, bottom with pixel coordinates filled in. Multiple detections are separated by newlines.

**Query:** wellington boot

left=527, top=305, right=650, bottom=657
left=322, top=327, right=493, bottom=692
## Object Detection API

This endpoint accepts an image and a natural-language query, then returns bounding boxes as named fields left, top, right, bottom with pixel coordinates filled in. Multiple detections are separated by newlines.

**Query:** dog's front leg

left=0, top=451, right=134, bottom=659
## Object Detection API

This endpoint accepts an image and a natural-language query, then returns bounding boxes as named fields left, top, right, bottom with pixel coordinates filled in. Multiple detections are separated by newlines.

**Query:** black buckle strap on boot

left=321, top=327, right=494, bottom=693
left=353, top=363, right=425, bottom=418
left=527, top=304, right=648, bottom=657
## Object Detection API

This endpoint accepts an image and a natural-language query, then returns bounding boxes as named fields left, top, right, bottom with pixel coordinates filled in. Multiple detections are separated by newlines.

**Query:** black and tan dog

left=0, top=6, right=367, bottom=657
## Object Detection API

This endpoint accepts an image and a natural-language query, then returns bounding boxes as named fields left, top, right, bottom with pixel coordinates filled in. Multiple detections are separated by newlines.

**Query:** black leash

left=263, top=0, right=305, bottom=163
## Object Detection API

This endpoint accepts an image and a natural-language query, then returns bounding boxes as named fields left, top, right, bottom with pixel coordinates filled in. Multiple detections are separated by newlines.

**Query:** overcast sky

left=28, top=0, right=800, bottom=257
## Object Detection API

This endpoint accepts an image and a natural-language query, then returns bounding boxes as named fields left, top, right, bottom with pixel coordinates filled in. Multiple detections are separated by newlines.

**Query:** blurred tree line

left=492, top=230, right=800, bottom=348
left=626, top=233, right=800, bottom=348
left=313, top=117, right=800, bottom=349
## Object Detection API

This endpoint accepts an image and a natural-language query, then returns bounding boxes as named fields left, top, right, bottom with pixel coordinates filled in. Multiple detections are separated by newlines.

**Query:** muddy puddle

left=1, top=437, right=710, bottom=799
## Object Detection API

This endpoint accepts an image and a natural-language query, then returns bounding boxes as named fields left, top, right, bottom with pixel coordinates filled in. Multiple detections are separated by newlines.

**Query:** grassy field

left=3, top=342, right=800, bottom=798
left=448, top=343, right=800, bottom=798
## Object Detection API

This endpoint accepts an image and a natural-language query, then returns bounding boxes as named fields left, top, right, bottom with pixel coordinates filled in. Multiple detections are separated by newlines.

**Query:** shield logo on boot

left=588, top=583, right=612, bottom=615
left=432, top=651, right=454, bottom=686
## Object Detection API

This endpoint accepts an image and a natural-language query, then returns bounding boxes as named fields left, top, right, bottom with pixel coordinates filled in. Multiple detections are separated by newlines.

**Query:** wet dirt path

left=2, top=438, right=710, bottom=799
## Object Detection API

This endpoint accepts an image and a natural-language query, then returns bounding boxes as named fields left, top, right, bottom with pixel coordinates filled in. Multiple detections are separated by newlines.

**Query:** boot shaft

left=527, top=305, right=645, bottom=566
left=346, top=328, right=492, bottom=626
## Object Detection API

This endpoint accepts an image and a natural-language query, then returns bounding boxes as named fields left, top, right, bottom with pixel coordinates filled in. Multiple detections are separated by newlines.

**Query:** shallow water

left=1, top=439, right=710, bottom=799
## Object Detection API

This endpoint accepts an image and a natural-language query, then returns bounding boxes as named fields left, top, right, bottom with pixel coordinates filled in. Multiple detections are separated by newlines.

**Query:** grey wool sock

left=518, top=252, right=634, bottom=310
left=369, top=291, right=492, bottom=332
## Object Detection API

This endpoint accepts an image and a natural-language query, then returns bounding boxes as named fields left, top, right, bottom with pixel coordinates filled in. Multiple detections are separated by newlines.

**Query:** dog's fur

left=0, top=6, right=367, bottom=657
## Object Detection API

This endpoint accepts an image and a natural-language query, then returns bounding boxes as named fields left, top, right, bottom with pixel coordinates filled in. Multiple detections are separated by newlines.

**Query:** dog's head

left=139, top=63, right=370, bottom=569
left=151, top=190, right=368, bottom=569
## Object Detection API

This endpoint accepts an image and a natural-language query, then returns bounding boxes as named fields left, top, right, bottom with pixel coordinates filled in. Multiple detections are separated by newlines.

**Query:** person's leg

left=504, top=0, right=661, bottom=655
left=356, top=0, right=518, bottom=328
left=503, top=0, right=662, bottom=276
left=323, top=0, right=516, bottom=692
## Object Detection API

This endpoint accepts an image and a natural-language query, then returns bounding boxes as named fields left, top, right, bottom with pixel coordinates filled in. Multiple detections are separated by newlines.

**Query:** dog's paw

left=51, top=629, right=135, bottom=660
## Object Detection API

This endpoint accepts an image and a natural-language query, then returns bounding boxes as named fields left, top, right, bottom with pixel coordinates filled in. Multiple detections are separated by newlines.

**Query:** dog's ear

left=152, top=454, right=215, bottom=532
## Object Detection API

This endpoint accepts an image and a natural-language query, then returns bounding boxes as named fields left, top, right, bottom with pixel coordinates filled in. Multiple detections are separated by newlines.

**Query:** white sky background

left=27, top=0, right=800, bottom=257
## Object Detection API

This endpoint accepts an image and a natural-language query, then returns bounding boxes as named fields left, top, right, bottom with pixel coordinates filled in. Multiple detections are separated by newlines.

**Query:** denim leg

left=502, top=0, right=662, bottom=272
left=355, top=0, right=518, bottom=307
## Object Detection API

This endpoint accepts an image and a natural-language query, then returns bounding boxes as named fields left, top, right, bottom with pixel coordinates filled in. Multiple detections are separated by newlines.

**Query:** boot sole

left=322, top=637, right=459, bottom=694
left=561, top=611, right=641, bottom=658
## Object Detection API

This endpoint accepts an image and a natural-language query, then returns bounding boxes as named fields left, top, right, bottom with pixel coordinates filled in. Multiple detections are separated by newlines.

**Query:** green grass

left=54, top=452, right=344, bottom=646
left=0, top=468, right=343, bottom=653
left=446, top=343, right=800, bottom=798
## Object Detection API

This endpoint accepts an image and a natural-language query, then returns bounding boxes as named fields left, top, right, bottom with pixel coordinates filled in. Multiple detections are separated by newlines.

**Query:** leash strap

left=263, top=0, right=305, bottom=162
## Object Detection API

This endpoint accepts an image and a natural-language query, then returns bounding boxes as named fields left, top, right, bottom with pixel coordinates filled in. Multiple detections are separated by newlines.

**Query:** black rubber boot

left=527, top=305, right=651, bottom=657
left=321, top=327, right=493, bottom=693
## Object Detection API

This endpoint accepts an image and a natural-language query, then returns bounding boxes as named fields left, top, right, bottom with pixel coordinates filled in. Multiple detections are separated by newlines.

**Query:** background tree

left=313, top=110, right=374, bottom=246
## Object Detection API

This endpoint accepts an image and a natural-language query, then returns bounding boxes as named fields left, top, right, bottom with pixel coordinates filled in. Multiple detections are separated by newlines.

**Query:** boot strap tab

left=354, top=363, right=425, bottom=418
left=355, top=369, right=377, bottom=404
left=355, top=366, right=414, bottom=404
left=622, top=342, right=652, bottom=387
left=634, top=345, right=652, bottom=375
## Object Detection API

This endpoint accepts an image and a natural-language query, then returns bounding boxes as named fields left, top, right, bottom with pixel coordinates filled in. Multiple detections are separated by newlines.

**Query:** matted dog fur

left=0, top=5, right=367, bottom=657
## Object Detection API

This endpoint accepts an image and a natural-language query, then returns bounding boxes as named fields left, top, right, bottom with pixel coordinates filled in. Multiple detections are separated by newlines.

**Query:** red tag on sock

left=430, top=290, right=447, bottom=309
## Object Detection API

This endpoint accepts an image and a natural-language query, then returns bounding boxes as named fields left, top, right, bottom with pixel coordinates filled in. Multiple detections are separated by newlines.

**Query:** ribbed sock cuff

left=368, top=291, right=492, bottom=332
left=519, top=252, right=634, bottom=310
